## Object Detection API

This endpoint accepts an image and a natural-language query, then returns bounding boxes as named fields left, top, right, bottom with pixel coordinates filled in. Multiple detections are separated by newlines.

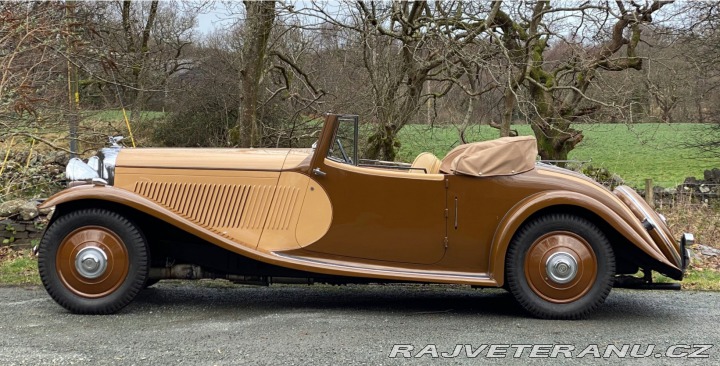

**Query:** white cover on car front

left=439, top=136, right=538, bottom=177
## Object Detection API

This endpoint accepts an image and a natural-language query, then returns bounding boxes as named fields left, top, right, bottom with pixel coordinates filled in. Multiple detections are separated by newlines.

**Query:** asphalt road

left=0, top=282, right=718, bottom=365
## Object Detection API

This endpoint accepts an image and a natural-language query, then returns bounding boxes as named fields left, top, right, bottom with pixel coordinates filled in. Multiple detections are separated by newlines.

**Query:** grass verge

left=0, top=247, right=40, bottom=286
left=679, top=269, right=720, bottom=291
left=654, top=269, right=720, bottom=291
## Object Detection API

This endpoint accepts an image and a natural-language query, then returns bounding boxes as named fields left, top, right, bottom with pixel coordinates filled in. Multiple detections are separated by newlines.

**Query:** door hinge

left=445, top=178, right=449, bottom=189
left=444, top=208, right=449, bottom=218
left=443, top=237, right=448, bottom=248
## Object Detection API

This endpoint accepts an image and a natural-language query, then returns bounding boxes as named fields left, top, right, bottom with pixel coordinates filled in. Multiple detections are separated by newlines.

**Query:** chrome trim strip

left=273, top=252, right=493, bottom=281
left=116, top=165, right=286, bottom=172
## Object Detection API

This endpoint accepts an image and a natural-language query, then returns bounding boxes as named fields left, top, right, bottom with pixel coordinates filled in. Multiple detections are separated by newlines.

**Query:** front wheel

left=505, top=214, right=615, bottom=319
left=38, top=208, right=149, bottom=314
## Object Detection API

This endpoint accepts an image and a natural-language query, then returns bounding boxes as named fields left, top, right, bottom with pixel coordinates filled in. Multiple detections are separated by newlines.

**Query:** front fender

left=488, top=190, right=679, bottom=285
left=40, top=185, right=270, bottom=261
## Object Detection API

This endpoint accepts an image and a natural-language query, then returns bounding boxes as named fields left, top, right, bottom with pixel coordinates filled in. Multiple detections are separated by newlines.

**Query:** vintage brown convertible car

left=37, top=114, right=691, bottom=319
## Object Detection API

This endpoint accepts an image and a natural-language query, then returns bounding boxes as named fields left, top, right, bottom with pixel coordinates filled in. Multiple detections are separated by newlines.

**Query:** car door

left=304, top=159, right=447, bottom=264
left=301, top=116, right=447, bottom=264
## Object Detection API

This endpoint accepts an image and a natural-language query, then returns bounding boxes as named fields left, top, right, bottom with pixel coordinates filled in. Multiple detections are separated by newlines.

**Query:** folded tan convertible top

left=439, top=136, right=538, bottom=177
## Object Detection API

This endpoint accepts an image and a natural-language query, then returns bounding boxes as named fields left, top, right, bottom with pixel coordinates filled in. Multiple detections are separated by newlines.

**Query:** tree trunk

left=697, top=98, right=705, bottom=124
left=500, top=87, right=516, bottom=137
left=66, top=0, right=79, bottom=157
left=122, top=0, right=158, bottom=125
left=366, top=125, right=400, bottom=161
left=531, top=123, right=579, bottom=162
left=493, top=2, right=669, bottom=161
left=528, top=78, right=583, bottom=163
left=662, top=105, right=672, bottom=123
left=232, top=1, right=275, bottom=148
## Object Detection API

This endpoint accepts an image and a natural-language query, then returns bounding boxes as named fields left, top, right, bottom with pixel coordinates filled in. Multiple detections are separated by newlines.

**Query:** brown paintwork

left=115, top=168, right=282, bottom=249
left=40, top=113, right=684, bottom=290
left=56, top=226, right=129, bottom=298
left=486, top=190, right=674, bottom=284
left=257, top=172, right=333, bottom=251
left=283, top=149, right=314, bottom=170
left=294, top=175, right=333, bottom=248
left=613, top=186, right=682, bottom=267
left=524, top=232, right=597, bottom=304
left=40, top=185, right=498, bottom=285
left=300, top=158, right=447, bottom=264
left=117, top=147, right=295, bottom=171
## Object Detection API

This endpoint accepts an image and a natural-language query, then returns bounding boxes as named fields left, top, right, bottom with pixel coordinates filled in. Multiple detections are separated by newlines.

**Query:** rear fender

left=489, top=190, right=678, bottom=285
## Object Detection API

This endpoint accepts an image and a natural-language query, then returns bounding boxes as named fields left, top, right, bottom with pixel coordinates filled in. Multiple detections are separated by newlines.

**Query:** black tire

left=505, top=214, right=615, bottom=319
left=38, top=208, right=148, bottom=314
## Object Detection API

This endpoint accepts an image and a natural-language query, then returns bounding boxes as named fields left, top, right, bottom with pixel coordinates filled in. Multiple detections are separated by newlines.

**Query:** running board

left=273, top=252, right=498, bottom=286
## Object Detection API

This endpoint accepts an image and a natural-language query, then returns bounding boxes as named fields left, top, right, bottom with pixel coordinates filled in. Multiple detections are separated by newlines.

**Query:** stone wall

left=0, top=149, right=67, bottom=202
left=639, top=168, right=720, bottom=206
left=0, top=199, right=51, bottom=249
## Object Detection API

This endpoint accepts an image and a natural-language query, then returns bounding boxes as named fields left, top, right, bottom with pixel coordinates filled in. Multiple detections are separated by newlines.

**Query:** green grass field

left=396, top=123, right=719, bottom=188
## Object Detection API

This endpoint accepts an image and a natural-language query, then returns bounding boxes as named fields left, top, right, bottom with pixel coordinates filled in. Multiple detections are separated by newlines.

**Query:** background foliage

left=1, top=0, right=720, bottom=198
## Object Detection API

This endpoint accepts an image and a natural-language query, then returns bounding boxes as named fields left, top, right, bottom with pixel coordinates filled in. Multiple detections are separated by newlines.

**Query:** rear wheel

left=38, top=208, right=148, bottom=314
left=505, top=214, right=615, bottom=319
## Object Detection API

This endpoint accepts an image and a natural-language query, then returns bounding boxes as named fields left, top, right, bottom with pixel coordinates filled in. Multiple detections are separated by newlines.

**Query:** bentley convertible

left=37, top=114, right=691, bottom=319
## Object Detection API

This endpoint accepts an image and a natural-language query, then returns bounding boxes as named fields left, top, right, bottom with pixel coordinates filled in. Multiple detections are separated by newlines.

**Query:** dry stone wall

left=0, top=199, right=51, bottom=249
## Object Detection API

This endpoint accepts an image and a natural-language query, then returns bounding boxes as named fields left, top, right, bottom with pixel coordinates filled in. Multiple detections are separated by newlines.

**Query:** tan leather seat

left=410, top=152, right=441, bottom=174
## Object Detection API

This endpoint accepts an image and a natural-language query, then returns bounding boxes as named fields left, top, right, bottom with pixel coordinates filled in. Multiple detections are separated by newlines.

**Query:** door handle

left=454, top=197, right=458, bottom=229
left=312, top=167, right=327, bottom=177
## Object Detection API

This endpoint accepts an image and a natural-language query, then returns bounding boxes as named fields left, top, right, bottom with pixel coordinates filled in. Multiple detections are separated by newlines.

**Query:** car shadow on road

left=133, top=283, right=522, bottom=317
left=129, top=281, right=680, bottom=321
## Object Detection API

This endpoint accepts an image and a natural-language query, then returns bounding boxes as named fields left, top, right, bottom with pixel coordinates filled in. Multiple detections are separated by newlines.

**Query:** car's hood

left=115, top=148, right=311, bottom=171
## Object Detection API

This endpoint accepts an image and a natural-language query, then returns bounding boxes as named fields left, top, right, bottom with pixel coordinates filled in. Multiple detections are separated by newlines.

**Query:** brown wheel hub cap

left=56, top=226, right=129, bottom=298
left=524, top=232, right=597, bottom=304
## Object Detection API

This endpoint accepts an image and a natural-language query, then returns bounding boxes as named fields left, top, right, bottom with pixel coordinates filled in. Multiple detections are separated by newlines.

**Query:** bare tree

left=0, top=2, right=64, bottom=121
left=83, top=1, right=197, bottom=119
left=680, top=1, right=720, bottom=156
left=228, top=1, right=276, bottom=147
left=479, top=1, right=674, bottom=161
left=304, top=1, right=501, bottom=160
left=0, top=1, right=73, bottom=151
